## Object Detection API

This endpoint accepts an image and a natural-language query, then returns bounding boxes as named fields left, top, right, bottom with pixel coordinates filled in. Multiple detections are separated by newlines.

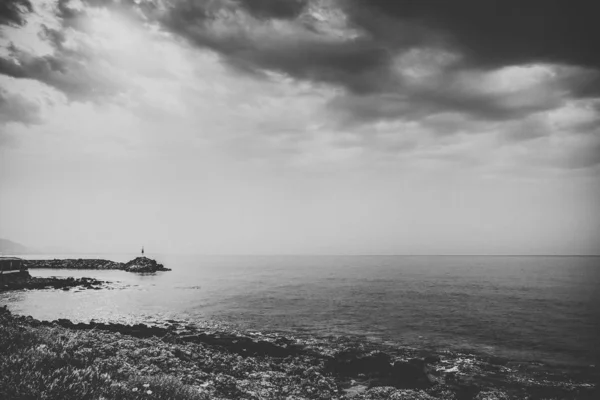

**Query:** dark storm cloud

left=345, top=0, right=600, bottom=70
left=1, top=0, right=599, bottom=164
left=160, top=0, right=600, bottom=82
left=0, top=0, right=32, bottom=27
left=235, top=0, right=308, bottom=20
left=160, top=0, right=394, bottom=94
left=156, top=0, right=600, bottom=128
left=5, top=0, right=595, bottom=127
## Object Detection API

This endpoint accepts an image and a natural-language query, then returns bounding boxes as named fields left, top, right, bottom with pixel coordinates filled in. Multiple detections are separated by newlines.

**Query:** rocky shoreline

left=0, top=305, right=596, bottom=399
left=24, top=256, right=171, bottom=273
left=0, top=271, right=108, bottom=292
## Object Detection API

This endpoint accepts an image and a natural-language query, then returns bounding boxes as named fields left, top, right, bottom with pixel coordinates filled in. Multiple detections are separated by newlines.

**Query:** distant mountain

left=0, top=238, right=34, bottom=255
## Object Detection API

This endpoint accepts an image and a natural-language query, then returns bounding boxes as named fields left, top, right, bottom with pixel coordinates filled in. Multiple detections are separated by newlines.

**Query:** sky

left=0, top=0, right=599, bottom=255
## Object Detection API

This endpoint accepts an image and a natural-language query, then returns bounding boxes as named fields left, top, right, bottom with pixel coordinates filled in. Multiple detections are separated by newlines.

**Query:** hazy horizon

left=1, top=1, right=599, bottom=256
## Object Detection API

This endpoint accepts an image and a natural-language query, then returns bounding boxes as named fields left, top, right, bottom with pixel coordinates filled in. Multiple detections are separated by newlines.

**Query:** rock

left=123, top=257, right=170, bottom=273
left=1, top=274, right=107, bottom=292
left=0, top=270, right=31, bottom=289
left=179, top=333, right=302, bottom=358
left=343, top=384, right=369, bottom=397
left=424, top=354, right=442, bottom=364
left=325, top=351, right=393, bottom=378
left=454, top=376, right=480, bottom=400
left=389, top=359, right=434, bottom=389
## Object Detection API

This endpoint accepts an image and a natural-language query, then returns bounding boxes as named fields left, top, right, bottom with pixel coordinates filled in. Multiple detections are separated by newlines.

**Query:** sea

left=1, top=254, right=599, bottom=367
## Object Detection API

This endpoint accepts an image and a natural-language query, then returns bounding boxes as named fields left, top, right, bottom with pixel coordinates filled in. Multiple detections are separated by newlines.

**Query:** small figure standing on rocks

left=141, top=246, right=144, bottom=256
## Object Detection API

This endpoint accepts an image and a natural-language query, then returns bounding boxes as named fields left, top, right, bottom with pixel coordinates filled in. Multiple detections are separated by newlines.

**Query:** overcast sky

left=1, top=0, right=599, bottom=255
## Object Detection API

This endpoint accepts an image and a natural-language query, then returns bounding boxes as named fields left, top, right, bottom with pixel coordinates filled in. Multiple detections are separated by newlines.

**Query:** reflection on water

left=2, top=255, right=599, bottom=366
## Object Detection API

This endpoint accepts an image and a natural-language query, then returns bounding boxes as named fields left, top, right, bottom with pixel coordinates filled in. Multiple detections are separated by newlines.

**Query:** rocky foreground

left=0, top=306, right=596, bottom=400
left=0, top=271, right=108, bottom=292
left=25, top=256, right=170, bottom=273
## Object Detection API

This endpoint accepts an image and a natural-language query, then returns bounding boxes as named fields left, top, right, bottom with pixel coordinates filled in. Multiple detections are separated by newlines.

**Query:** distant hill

left=0, top=238, right=34, bottom=255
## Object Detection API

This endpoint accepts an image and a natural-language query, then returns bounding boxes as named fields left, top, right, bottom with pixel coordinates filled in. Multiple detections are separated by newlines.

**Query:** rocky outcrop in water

left=324, top=350, right=437, bottom=390
left=123, top=257, right=170, bottom=272
left=25, top=257, right=170, bottom=273
left=0, top=271, right=107, bottom=292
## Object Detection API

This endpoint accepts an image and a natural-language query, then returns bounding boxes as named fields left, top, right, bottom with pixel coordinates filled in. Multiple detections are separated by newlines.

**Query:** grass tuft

left=0, top=320, right=207, bottom=400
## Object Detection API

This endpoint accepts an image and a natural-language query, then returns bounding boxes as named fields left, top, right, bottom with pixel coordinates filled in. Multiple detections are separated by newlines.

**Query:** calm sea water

left=2, top=255, right=599, bottom=366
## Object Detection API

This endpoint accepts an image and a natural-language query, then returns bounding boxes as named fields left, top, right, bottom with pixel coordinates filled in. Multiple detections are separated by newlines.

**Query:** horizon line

left=2, top=252, right=599, bottom=258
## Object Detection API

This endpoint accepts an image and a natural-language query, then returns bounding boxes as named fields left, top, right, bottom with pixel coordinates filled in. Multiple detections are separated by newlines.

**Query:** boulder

left=0, top=271, right=31, bottom=289
left=390, top=359, right=435, bottom=389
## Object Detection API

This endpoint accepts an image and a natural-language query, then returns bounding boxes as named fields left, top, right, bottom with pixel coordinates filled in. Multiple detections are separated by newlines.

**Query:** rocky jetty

left=25, top=258, right=122, bottom=270
left=25, top=256, right=170, bottom=273
left=0, top=271, right=107, bottom=292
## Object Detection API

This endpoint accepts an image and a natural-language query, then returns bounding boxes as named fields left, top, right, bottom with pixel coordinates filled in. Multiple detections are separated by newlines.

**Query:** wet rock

left=325, top=351, right=393, bottom=377
left=454, top=377, right=481, bottom=400
left=485, top=356, right=509, bottom=366
left=388, top=359, right=434, bottom=389
left=179, top=332, right=303, bottom=358
left=424, top=354, right=442, bottom=364
left=1, top=275, right=107, bottom=292
left=474, top=389, right=510, bottom=400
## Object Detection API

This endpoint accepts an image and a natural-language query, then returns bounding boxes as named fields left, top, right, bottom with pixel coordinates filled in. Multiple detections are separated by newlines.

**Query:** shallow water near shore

left=2, top=255, right=599, bottom=367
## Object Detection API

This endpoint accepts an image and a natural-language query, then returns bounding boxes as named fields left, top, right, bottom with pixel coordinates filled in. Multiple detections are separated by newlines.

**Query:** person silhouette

left=141, top=246, right=144, bottom=255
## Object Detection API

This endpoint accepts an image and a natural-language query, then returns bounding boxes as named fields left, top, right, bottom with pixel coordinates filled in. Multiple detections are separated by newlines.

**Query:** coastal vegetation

left=0, top=306, right=596, bottom=400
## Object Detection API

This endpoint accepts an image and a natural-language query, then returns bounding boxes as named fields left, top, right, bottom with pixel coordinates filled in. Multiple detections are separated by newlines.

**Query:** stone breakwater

left=25, top=256, right=171, bottom=273
left=0, top=307, right=595, bottom=400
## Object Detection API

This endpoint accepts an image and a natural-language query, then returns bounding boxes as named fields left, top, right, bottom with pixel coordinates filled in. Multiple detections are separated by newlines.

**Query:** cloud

left=345, top=0, right=600, bottom=71
left=4, top=0, right=594, bottom=136
left=155, top=0, right=600, bottom=131
left=0, top=0, right=33, bottom=27
left=1, top=0, right=599, bottom=172
left=0, top=87, right=41, bottom=125
left=0, top=0, right=156, bottom=105
left=160, top=0, right=393, bottom=93
left=0, top=45, right=126, bottom=101
left=235, top=0, right=309, bottom=20
left=0, top=85, right=44, bottom=147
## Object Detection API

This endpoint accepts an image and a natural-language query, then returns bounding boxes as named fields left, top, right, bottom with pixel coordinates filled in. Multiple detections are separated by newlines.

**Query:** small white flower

left=143, top=383, right=150, bottom=388
left=147, top=390, right=152, bottom=395
left=132, top=388, right=138, bottom=392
